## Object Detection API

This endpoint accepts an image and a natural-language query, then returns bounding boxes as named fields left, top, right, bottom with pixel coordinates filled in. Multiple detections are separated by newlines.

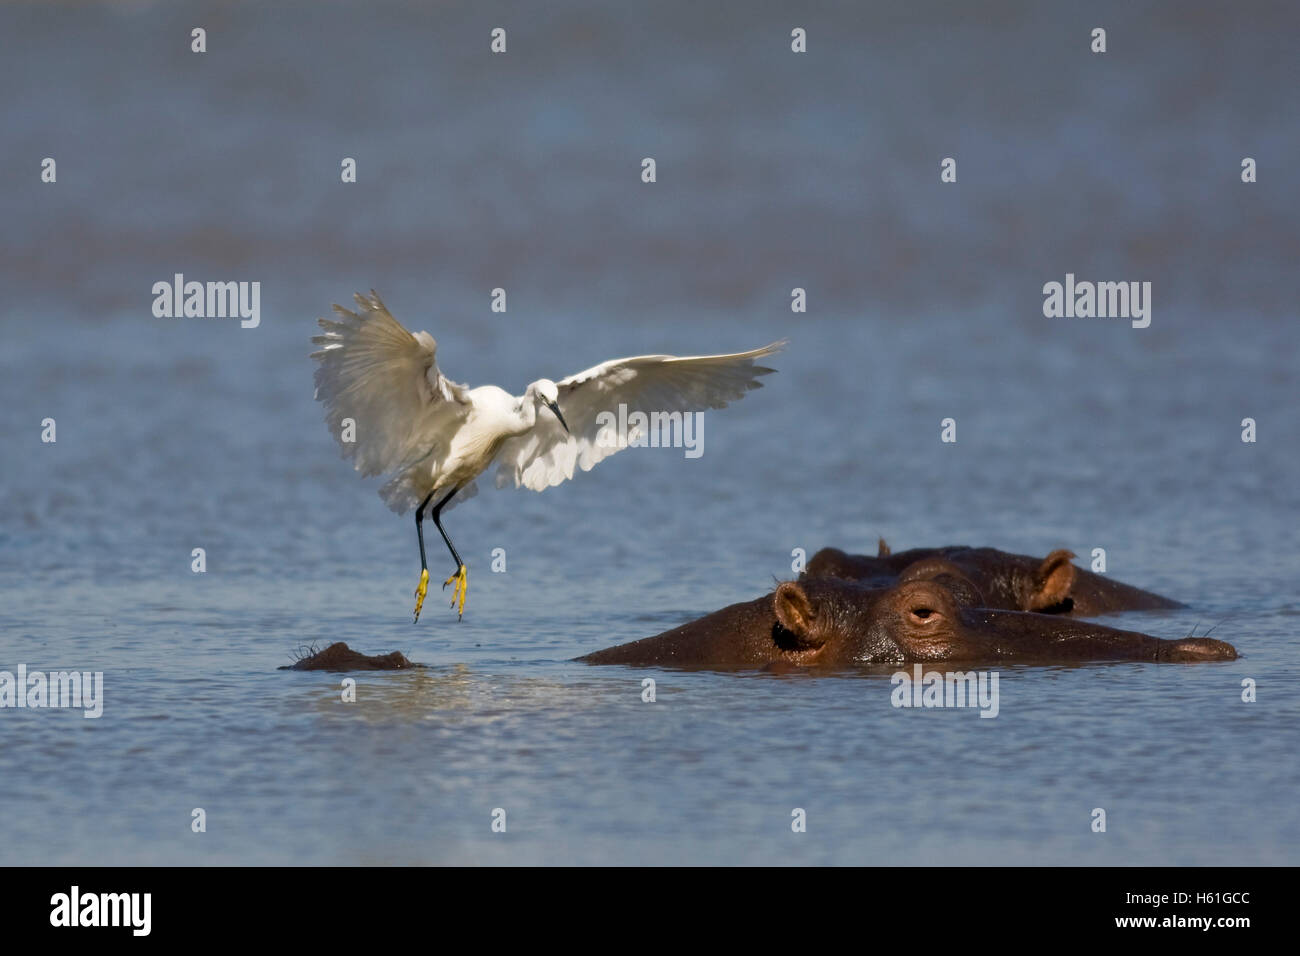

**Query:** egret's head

left=527, top=379, right=569, bottom=434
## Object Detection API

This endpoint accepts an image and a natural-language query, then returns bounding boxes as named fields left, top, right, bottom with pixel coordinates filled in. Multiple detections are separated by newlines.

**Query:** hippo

left=281, top=642, right=418, bottom=671
left=803, top=539, right=1183, bottom=616
left=576, top=575, right=1235, bottom=671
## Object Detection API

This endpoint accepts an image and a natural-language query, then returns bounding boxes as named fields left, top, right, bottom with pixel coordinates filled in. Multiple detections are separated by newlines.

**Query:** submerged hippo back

left=576, top=595, right=792, bottom=668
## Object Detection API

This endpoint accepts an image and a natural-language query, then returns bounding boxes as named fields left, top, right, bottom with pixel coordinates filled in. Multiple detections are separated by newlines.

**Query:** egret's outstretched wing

left=495, top=341, right=786, bottom=492
left=311, top=291, right=471, bottom=480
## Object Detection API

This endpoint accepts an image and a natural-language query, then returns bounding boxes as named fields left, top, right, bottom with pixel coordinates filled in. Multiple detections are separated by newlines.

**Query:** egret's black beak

left=546, top=401, right=570, bottom=435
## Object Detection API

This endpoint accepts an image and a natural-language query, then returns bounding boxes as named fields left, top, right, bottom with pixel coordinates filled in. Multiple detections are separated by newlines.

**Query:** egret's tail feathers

left=378, top=471, right=421, bottom=514
left=379, top=475, right=479, bottom=516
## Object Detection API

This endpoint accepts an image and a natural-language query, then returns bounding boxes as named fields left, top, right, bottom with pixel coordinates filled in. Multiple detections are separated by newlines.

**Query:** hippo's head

left=772, top=575, right=977, bottom=666
left=771, top=573, right=1236, bottom=666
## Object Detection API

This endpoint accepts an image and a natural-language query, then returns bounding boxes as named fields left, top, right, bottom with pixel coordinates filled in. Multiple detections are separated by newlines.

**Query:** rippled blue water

left=1, top=0, right=1297, bottom=864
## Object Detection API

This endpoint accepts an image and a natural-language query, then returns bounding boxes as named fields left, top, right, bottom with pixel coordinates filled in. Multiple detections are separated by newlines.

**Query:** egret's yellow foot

left=413, top=568, right=430, bottom=623
left=442, top=564, right=468, bottom=620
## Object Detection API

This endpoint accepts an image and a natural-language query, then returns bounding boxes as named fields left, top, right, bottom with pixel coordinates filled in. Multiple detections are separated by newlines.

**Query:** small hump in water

left=280, top=641, right=420, bottom=671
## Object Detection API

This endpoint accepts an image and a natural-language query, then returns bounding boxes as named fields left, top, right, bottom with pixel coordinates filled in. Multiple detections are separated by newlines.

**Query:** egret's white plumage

left=311, top=290, right=784, bottom=620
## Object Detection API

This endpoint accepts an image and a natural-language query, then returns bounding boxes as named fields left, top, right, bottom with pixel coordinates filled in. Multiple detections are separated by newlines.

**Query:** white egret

left=312, top=291, right=784, bottom=621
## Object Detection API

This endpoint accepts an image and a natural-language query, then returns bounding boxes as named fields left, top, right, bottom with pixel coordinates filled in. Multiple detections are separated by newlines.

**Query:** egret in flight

left=312, top=291, right=784, bottom=622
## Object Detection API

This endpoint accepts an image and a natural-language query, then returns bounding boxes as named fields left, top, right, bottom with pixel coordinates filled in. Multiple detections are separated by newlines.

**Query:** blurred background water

left=1, top=0, right=1297, bottom=864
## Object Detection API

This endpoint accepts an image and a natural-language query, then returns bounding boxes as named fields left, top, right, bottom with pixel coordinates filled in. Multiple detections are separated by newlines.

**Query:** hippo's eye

left=910, top=606, right=935, bottom=620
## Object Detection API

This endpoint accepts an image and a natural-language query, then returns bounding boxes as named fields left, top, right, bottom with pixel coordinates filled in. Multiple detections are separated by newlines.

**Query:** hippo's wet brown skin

left=804, top=540, right=1184, bottom=616
left=280, top=642, right=418, bottom=671
left=576, top=577, right=1235, bottom=671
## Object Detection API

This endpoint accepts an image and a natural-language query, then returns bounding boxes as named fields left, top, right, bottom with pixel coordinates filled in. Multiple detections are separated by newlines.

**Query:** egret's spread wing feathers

left=495, top=341, right=785, bottom=491
left=311, top=290, right=470, bottom=480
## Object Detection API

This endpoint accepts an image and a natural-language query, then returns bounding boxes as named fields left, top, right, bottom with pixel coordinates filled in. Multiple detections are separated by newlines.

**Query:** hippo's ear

left=773, top=582, right=825, bottom=648
left=877, top=537, right=891, bottom=557
left=1028, top=549, right=1076, bottom=612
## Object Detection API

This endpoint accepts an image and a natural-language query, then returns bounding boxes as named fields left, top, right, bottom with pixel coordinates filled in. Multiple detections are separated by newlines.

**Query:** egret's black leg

left=430, top=485, right=463, bottom=568
left=412, top=490, right=436, bottom=622
left=415, top=491, right=436, bottom=571
left=430, top=485, right=469, bottom=619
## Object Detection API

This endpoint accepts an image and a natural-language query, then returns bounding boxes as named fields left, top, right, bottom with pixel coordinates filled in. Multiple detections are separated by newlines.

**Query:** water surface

left=1, top=0, right=1297, bottom=865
